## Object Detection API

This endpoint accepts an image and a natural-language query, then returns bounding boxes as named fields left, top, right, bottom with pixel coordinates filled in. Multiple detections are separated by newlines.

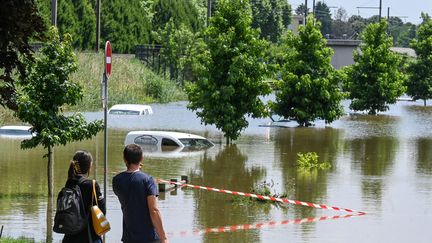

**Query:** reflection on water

left=1, top=100, right=432, bottom=242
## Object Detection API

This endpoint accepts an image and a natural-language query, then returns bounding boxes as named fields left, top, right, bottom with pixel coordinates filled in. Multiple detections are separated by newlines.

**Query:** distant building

left=288, top=15, right=304, bottom=35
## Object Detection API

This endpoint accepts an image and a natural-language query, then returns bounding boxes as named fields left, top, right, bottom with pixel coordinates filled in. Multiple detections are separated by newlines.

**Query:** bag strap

left=92, top=179, right=98, bottom=207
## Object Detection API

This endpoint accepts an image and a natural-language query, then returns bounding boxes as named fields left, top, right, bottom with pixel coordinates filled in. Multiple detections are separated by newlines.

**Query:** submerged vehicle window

left=109, top=109, right=140, bottom=115
left=161, top=138, right=179, bottom=146
left=179, top=138, right=213, bottom=147
left=0, top=129, right=32, bottom=135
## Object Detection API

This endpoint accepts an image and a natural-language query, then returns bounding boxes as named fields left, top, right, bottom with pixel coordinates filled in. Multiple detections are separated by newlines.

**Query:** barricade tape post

left=157, top=179, right=366, bottom=215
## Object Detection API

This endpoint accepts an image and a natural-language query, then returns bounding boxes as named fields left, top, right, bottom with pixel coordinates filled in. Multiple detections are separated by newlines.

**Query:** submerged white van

left=108, top=104, right=153, bottom=115
left=124, top=131, right=214, bottom=157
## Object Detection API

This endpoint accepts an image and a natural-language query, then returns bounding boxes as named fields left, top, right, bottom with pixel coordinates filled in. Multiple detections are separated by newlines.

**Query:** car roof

left=126, top=131, right=207, bottom=140
left=109, top=104, right=152, bottom=112
left=0, top=125, right=32, bottom=130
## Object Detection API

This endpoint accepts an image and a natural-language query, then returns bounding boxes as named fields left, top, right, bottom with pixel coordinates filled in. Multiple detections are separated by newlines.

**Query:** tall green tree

left=36, top=0, right=96, bottom=50
left=251, top=0, right=291, bottom=42
left=314, top=1, right=332, bottom=36
left=152, top=0, right=205, bottom=33
left=16, top=28, right=103, bottom=197
left=153, top=21, right=204, bottom=83
left=406, top=14, right=432, bottom=106
left=295, top=3, right=309, bottom=16
left=345, top=21, right=406, bottom=114
left=271, top=16, right=345, bottom=126
left=102, top=0, right=153, bottom=53
left=332, top=7, right=353, bottom=39
left=0, top=0, right=46, bottom=110
left=186, top=0, right=271, bottom=144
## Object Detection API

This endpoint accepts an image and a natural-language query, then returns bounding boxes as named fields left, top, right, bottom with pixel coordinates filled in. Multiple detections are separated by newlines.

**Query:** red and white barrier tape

left=157, top=179, right=366, bottom=215
left=167, top=213, right=364, bottom=237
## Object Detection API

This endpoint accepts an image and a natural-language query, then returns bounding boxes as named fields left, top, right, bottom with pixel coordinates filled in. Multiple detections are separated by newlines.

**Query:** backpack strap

left=75, top=177, right=93, bottom=243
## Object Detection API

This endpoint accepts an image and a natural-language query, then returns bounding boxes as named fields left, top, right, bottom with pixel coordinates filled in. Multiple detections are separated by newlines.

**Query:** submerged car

left=108, top=104, right=153, bottom=115
left=0, top=125, right=34, bottom=139
left=124, top=131, right=214, bottom=157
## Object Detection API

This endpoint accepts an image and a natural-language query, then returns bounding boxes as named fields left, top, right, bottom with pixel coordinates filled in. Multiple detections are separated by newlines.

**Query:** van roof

left=109, top=104, right=152, bottom=112
left=126, top=131, right=206, bottom=140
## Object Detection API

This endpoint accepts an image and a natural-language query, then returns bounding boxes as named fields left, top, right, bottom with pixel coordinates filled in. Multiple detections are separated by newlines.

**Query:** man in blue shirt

left=113, top=144, right=168, bottom=243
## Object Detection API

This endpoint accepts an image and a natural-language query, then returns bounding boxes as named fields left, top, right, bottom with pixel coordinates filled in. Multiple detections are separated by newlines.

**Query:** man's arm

left=147, top=195, right=168, bottom=243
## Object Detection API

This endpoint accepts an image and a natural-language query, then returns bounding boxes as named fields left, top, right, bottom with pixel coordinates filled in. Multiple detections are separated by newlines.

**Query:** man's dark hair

left=124, top=144, right=143, bottom=165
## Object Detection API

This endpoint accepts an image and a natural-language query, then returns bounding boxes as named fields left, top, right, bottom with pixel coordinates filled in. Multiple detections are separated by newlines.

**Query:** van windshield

left=109, top=109, right=140, bottom=115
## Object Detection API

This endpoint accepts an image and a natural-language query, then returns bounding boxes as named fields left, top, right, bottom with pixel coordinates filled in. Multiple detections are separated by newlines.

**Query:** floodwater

left=1, top=99, right=432, bottom=243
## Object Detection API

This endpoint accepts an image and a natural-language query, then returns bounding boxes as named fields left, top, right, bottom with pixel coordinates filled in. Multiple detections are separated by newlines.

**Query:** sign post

left=103, top=41, right=111, bottom=203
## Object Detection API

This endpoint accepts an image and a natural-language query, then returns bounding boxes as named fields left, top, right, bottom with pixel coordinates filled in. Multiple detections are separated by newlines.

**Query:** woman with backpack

left=61, top=150, right=106, bottom=243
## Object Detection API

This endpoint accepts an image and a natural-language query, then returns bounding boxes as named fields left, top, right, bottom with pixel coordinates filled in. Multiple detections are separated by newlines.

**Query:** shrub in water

left=297, top=152, right=331, bottom=170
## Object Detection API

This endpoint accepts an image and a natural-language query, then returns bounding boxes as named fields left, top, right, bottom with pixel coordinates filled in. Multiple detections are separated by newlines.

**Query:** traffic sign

left=104, top=41, right=112, bottom=78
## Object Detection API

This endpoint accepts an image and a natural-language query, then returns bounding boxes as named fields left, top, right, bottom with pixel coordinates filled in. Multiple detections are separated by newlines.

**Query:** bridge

left=326, top=39, right=361, bottom=69
left=326, top=39, right=415, bottom=69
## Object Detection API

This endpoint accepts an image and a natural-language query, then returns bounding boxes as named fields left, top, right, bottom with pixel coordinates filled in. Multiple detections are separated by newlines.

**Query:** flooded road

left=1, top=99, right=432, bottom=243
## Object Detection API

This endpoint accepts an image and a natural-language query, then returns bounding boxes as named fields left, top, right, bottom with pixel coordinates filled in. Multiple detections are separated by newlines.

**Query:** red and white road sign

left=104, top=41, right=112, bottom=78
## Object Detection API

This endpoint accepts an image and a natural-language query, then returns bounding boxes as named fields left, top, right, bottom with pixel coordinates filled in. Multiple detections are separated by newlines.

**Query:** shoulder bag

left=90, top=180, right=111, bottom=236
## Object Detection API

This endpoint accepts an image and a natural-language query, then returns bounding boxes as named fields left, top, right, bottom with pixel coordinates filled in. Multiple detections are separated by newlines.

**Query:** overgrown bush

left=297, top=152, right=331, bottom=170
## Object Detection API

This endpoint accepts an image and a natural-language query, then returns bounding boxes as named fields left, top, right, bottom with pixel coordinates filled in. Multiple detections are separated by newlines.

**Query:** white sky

left=288, top=0, right=431, bottom=24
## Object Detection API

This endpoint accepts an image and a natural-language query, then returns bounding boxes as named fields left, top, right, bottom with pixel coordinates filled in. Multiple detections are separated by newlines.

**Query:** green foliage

left=233, top=181, right=288, bottom=207
left=152, top=0, right=205, bottom=33
left=345, top=20, right=406, bottom=114
left=186, top=0, right=271, bottom=143
left=68, top=53, right=186, bottom=111
left=271, top=16, right=345, bottom=126
left=0, top=0, right=46, bottom=110
left=15, top=28, right=103, bottom=150
left=251, top=0, right=291, bottom=42
left=315, top=1, right=332, bottom=35
left=153, top=21, right=205, bottom=84
left=0, top=237, right=41, bottom=243
left=406, top=16, right=432, bottom=105
left=297, top=152, right=331, bottom=170
left=102, top=0, right=153, bottom=53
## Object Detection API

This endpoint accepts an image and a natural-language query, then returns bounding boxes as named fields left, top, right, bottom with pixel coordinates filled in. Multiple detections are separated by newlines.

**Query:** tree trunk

left=45, top=196, right=53, bottom=243
left=424, top=99, right=427, bottom=106
left=47, top=146, right=54, bottom=198
left=226, top=136, right=229, bottom=145
left=46, top=145, right=54, bottom=243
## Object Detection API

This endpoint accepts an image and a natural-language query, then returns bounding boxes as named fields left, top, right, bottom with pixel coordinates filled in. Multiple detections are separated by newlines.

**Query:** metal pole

left=313, top=0, right=315, bottom=17
left=379, top=0, right=382, bottom=21
left=207, top=0, right=212, bottom=27
left=304, top=0, right=308, bottom=25
left=103, top=72, right=108, bottom=203
left=96, top=0, right=101, bottom=52
left=51, top=0, right=57, bottom=26
left=387, top=7, right=390, bottom=20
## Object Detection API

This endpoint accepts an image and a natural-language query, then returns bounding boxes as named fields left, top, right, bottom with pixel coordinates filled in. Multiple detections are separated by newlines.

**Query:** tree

left=186, top=0, right=271, bottom=144
left=295, top=3, right=309, bottom=16
left=251, top=0, right=291, bottom=42
left=271, top=16, right=345, bottom=126
left=0, top=0, right=46, bottom=110
left=406, top=15, right=432, bottom=106
left=314, top=1, right=332, bottom=36
left=152, top=0, right=205, bottom=33
left=345, top=21, right=406, bottom=114
left=15, top=28, right=103, bottom=197
left=332, top=7, right=353, bottom=39
left=153, top=21, right=204, bottom=83
left=102, top=0, right=153, bottom=53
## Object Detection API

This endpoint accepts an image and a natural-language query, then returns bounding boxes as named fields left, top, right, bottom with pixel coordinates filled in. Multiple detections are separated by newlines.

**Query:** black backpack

left=53, top=179, right=87, bottom=234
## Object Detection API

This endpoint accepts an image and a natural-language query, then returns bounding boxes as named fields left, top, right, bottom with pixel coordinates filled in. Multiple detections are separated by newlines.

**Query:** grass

left=67, top=52, right=187, bottom=111
left=0, top=107, right=21, bottom=126
left=0, top=52, right=187, bottom=125
left=0, top=237, right=40, bottom=243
